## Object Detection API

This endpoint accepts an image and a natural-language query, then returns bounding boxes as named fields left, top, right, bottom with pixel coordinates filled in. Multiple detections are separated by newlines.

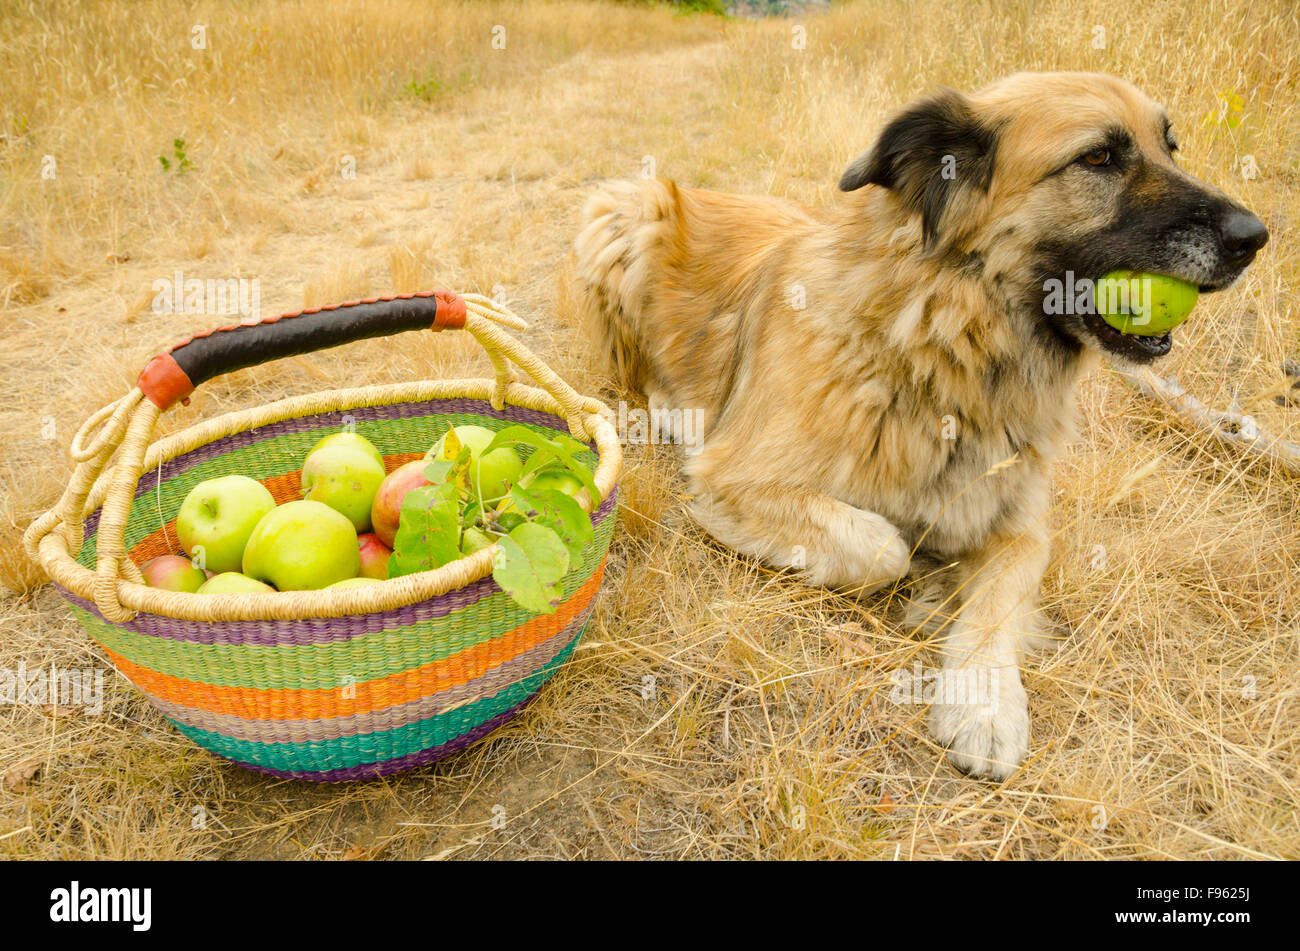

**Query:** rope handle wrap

left=24, top=291, right=621, bottom=622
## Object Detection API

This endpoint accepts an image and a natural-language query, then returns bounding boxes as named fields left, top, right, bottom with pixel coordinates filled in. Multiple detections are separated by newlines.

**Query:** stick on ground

left=1113, top=364, right=1300, bottom=476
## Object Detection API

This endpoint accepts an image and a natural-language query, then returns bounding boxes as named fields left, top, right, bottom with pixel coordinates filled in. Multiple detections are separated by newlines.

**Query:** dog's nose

left=1220, top=210, right=1269, bottom=263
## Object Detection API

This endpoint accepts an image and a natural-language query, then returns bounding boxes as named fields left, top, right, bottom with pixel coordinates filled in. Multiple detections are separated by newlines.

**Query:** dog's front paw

left=927, top=667, right=1029, bottom=781
left=804, top=509, right=911, bottom=593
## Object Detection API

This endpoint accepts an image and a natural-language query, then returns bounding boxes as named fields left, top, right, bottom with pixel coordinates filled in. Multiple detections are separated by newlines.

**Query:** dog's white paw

left=863, top=525, right=913, bottom=590
left=928, top=667, right=1029, bottom=781
left=801, top=509, right=911, bottom=593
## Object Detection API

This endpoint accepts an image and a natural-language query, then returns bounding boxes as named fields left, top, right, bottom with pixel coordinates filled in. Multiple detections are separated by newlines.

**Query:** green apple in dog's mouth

left=1095, top=270, right=1199, bottom=336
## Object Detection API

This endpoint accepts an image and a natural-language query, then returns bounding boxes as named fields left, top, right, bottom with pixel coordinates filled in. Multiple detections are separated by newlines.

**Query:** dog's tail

left=573, top=177, right=684, bottom=394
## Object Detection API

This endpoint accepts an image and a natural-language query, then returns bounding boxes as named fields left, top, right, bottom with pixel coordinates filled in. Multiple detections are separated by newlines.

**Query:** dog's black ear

left=839, top=89, right=998, bottom=247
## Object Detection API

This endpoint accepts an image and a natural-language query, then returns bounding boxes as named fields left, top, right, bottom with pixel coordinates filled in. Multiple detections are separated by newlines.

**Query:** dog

left=572, top=71, right=1268, bottom=779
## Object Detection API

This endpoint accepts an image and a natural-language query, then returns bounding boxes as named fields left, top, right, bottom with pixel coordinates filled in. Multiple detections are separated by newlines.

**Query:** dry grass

left=1, top=0, right=1297, bottom=859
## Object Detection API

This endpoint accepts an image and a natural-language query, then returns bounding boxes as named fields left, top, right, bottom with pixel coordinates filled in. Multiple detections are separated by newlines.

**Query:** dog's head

left=840, top=72, right=1268, bottom=364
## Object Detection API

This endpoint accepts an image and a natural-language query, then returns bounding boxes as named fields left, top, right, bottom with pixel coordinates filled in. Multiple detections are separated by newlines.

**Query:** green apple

left=242, top=500, right=361, bottom=591
left=197, top=572, right=276, bottom=594
left=519, top=468, right=585, bottom=497
left=1096, top=270, right=1198, bottom=335
left=140, top=554, right=207, bottom=593
left=176, top=475, right=277, bottom=574
left=306, top=431, right=385, bottom=470
left=460, top=526, right=496, bottom=556
left=300, top=443, right=386, bottom=532
left=327, top=576, right=381, bottom=590
left=427, top=424, right=523, bottom=502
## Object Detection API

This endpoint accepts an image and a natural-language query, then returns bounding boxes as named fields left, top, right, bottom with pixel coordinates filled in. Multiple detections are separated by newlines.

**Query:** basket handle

left=135, top=291, right=472, bottom=409
left=25, top=290, right=616, bottom=622
left=134, top=290, right=604, bottom=440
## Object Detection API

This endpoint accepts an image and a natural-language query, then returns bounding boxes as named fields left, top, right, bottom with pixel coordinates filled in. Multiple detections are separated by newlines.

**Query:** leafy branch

left=387, top=428, right=597, bottom=613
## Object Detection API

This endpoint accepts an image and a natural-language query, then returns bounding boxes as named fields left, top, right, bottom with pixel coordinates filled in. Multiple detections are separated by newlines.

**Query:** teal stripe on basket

left=167, top=631, right=580, bottom=773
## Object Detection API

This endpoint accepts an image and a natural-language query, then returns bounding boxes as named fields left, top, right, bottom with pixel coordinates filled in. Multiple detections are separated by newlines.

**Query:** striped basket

left=24, top=292, right=622, bottom=781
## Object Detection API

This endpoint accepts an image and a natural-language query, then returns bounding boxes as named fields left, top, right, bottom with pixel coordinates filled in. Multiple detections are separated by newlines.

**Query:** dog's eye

left=1081, top=148, right=1113, bottom=167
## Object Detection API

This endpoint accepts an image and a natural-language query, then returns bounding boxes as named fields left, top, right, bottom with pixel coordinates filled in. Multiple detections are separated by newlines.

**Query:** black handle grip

left=136, top=291, right=466, bottom=409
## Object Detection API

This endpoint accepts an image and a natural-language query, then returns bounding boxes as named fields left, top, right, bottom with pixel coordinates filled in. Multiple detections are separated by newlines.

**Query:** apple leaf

left=441, top=426, right=462, bottom=461
left=491, top=522, right=569, bottom=614
left=519, top=449, right=556, bottom=481
left=481, top=426, right=599, bottom=501
left=388, top=477, right=461, bottom=578
left=430, top=430, right=475, bottom=495
left=509, top=486, right=592, bottom=560
left=552, top=432, right=593, bottom=457
left=422, top=458, right=455, bottom=484
left=517, top=431, right=592, bottom=481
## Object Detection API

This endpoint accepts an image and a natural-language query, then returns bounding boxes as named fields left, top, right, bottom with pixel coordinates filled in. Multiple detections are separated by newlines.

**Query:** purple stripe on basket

left=59, top=491, right=614, bottom=647
left=60, top=571, right=498, bottom=644
left=81, top=397, right=587, bottom=539
left=227, top=694, right=536, bottom=782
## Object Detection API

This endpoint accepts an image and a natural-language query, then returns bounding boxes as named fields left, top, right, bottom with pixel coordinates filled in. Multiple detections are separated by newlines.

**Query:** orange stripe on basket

left=101, top=562, right=605, bottom=722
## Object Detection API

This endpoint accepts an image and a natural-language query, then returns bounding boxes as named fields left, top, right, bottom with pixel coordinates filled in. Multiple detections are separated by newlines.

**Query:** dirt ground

left=2, top=0, right=1297, bottom=859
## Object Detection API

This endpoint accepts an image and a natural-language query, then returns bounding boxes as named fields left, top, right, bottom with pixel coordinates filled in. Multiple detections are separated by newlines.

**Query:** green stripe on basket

left=168, top=631, right=580, bottom=772
left=69, top=522, right=610, bottom=690
left=76, top=411, right=597, bottom=570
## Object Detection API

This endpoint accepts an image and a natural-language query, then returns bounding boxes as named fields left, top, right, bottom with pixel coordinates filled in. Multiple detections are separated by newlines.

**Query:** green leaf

left=510, top=486, right=592, bottom=560
left=517, top=433, right=593, bottom=481
left=491, top=522, right=569, bottom=614
left=552, top=432, right=592, bottom=456
left=496, top=511, right=525, bottom=531
left=388, top=479, right=462, bottom=578
left=519, top=447, right=557, bottom=481
left=481, top=424, right=553, bottom=456
left=421, top=458, right=456, bottom=485
left=481, top=425, right=599, bottom=501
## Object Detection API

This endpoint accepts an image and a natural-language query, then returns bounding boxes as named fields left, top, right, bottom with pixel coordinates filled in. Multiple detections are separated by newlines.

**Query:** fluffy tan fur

left=573, top=72, right=1260, bottom=779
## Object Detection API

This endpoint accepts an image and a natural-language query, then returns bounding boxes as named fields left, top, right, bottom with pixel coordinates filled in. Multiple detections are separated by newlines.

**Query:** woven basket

left=24, top=291, right=622, bottom=781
